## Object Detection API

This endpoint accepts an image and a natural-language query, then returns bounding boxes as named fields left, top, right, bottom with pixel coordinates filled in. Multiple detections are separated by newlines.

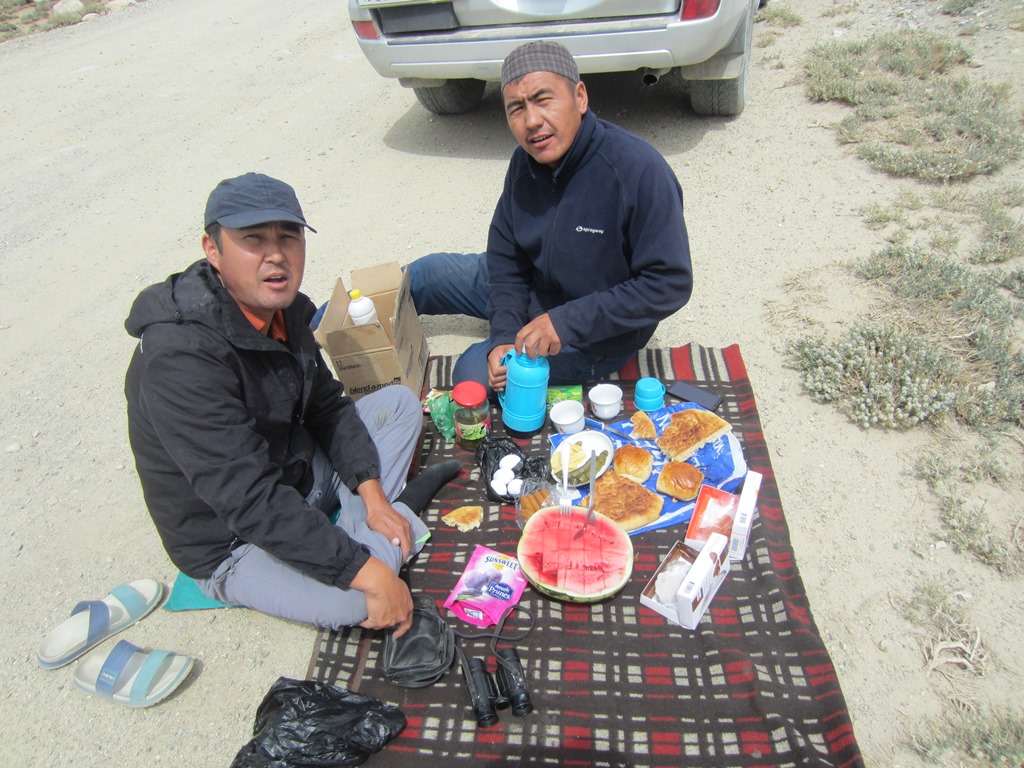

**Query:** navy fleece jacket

left=486, top=110, right=692, bottom=357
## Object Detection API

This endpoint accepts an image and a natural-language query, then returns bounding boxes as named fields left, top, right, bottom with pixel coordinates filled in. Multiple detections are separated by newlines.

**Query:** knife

left=584, top=417, right=632, bottom=441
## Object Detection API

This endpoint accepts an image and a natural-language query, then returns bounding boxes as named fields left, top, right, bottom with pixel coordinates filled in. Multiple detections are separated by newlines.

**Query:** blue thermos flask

left=498, top=351, right=550, bottom=434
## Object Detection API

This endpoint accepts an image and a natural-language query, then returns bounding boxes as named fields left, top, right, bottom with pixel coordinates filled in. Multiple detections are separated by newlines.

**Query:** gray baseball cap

left=204, top=172, right=316, bottom=232
left=501, top=40, right=580, bottom=90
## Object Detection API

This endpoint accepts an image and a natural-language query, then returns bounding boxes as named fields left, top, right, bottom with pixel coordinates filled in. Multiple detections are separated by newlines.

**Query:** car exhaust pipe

left=641, top=67, right=672, bottom=86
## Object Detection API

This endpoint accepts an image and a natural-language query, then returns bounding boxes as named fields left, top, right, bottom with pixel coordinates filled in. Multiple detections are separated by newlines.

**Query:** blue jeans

left=408, top=252, right=634, bottom=391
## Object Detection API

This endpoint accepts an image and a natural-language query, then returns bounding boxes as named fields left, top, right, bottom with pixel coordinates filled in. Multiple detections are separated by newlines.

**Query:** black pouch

left=475, top=437, right=549, bottom=504
left=381, top=594, right=455, bottom=688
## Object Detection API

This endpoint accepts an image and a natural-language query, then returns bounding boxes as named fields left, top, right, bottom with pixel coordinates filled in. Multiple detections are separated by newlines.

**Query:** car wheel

left=688, top=1, right=754, bottom=116
left=688, top=57, right=748, bottom=116
left=413, top=79, right=486, bottom=115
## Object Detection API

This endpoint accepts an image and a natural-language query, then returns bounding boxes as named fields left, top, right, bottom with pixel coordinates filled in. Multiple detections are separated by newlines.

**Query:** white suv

left=348, top=0, right=761, bottom=117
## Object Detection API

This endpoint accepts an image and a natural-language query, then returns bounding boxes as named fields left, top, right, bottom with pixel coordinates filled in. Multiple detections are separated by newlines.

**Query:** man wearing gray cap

left=124, top=172, right=459, bottom=637
left=409, top=40, right=692, bottom=394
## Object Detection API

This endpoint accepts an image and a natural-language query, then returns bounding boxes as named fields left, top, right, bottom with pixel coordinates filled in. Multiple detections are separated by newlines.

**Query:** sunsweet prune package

left=443, top=545, right=527, bottom=628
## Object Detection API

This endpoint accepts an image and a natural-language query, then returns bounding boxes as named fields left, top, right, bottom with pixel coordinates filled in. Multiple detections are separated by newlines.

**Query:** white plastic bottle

left=347, top=289, right=378, bottom=326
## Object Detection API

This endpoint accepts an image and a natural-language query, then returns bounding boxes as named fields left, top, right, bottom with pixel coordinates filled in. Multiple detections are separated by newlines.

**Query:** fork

left=574, top=451, right=598, bottom=539
left=558, top=441, right=573, bottom=517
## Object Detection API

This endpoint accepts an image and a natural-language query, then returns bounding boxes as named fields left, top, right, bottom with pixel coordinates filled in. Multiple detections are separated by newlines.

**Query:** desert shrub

left=804, top=30, right=1023, bottom=181
left=756, top=4, right=803, bottom=27
left=915, top=707, right=1024, bottom=765
left=1001, top=268, right=1024, bottom=298
left=857, top=244, right=1020, bottom=328
left=970, top=205, right=1024, bottom=264
left=789, top=323, right=958, bottom=429
left=940, top=0, right=980, bottom=16
left=855, top=244, right=1024, bottom=427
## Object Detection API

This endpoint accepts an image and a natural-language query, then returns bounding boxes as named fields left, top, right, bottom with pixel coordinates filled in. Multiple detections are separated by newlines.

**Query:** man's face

left=202, top=221, right=306, bottom=324
left=503, top=71, right=588, bottom=168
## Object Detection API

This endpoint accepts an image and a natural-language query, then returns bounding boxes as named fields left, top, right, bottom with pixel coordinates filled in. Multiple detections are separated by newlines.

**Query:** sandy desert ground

left=1, top=0, right=1021, bottom=765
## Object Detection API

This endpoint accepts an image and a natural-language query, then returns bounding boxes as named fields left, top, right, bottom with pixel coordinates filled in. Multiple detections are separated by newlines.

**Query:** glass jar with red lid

left=451, top=381, right=491, bottom=450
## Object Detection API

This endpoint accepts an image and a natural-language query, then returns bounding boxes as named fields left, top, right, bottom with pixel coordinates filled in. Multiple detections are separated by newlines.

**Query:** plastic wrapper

left=230, top=677, right=405, bottom=768
left=591, top=403, right=748, bottom=536
left=514, top=476, right=557, bottom=529
left=474, top=437, right=548, bottom=504
left=426, top=390, right=455, bottom=441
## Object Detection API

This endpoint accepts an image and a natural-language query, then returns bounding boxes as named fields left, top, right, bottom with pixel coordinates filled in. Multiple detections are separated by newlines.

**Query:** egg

left=490, top=478, right=508, bottom=497
left=491, top=467, right=516, bottom=485
left=506, top=478, right=524, bottom=496
left=498, top=454, right=522, bottom=471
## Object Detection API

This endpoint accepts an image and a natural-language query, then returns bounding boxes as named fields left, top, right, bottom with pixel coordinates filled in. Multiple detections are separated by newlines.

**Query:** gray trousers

left=196, top=386, right=429, bottom=629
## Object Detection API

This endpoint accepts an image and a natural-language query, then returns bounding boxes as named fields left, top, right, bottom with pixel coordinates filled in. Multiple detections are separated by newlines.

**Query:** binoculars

left=461, top=647, right=533, bottom=727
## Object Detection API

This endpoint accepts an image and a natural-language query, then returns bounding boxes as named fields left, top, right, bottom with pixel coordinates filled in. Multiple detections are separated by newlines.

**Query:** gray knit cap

left=500, top=40, right=580, bottom=90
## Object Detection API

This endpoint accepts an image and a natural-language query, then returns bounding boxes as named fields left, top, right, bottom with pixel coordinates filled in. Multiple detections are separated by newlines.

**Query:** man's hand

left=350, top=557, right=415, bottom=637
left=515, top=313, right=562, bottom=359
left=487, top=343, right=515, bottom=392
left=359, top=479, right=412, bottom=558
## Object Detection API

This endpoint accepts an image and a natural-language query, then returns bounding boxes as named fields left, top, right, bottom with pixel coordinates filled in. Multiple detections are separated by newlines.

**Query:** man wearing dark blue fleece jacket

left=408, top=40, right=692, bottom=394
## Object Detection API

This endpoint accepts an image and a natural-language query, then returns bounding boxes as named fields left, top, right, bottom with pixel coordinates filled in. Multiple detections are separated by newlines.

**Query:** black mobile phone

left=666, top=380, right=723, bottom=412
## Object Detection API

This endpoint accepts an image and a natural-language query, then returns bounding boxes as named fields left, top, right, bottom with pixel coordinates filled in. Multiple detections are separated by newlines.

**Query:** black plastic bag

left=230, top=677, right=406, bottom=768
left=475, top=437, right=549, bottom=504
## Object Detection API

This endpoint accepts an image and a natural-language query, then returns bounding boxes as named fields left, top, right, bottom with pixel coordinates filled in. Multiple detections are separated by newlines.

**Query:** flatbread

left=656, top=408, right=731, bottom=462
left=582, top=471, right=663, bottom=532
left=655, top=461, right=704, bottom=501
left=441, top=505, right=483, bottom=532
left=614, top=444, right=654, bottom=484
left=630, top=411, right=657, bottom=440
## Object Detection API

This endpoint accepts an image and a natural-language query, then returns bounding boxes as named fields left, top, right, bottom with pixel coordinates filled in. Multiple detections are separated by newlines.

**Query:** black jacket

left=124, top=260, right=375, bottom=587
left=487, top=110, right=692, bottom=356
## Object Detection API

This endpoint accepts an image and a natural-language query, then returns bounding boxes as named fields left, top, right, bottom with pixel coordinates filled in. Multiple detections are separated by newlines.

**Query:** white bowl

left=588, top=383, right=623, bottom=420
left=550, top=400, right=585, bottom=434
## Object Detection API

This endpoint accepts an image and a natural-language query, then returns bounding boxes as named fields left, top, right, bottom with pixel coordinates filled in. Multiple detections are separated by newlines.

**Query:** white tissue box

left=639, top=533, right=730, bottom=630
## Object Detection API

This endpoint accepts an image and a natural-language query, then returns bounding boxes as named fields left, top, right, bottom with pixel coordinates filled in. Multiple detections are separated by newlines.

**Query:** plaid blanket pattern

left=306, top=345, right=864, bottom=768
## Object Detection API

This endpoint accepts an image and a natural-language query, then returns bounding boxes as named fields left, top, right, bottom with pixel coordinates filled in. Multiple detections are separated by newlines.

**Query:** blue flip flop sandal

left=74, top=639, right=194, bottom=708
left=36, top=578, right=164, bottom=669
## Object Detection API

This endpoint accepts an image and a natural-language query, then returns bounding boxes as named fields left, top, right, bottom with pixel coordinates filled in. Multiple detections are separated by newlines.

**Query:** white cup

left=550, top=400, right=585, bottom=434
left=588, top=383, right=623, bottom=420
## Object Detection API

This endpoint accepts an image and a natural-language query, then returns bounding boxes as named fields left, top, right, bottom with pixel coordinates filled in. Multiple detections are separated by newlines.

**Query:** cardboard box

left=639, top=533, right=730, bottom=630
left=313, top=262, right=429, bottom=400
left=728, top=470, right=762, bottom=563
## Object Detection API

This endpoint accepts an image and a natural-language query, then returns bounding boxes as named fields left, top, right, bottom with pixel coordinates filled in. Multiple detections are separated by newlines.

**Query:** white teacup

left=550, top=400, right=585, bottom=434
left=588, top=383, right=623, bottom=420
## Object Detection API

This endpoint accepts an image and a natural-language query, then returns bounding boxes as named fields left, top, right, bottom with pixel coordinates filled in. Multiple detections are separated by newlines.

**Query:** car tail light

left=680, top=0, right=722, bottom=20
left=352, top=20, right=380, bottom=40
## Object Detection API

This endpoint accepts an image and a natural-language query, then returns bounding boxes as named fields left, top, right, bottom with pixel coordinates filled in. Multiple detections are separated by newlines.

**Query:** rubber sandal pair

left=37, top=578, right=194, bottom=708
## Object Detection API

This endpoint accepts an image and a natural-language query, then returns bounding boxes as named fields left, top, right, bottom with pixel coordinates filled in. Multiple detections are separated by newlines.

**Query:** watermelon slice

left=517, top=506, right=634, bottom=603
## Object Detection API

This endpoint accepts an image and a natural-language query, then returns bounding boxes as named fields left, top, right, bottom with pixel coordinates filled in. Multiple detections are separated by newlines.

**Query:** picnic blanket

left=306, top=345, right=864, bottom=768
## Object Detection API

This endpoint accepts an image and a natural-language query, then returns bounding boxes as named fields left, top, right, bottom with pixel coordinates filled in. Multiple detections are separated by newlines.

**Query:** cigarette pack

left=728, top=470, right=762, bottom=563
left=639, top=533, right=730, bottom=630
left=684, top=485, right=739, bottom=551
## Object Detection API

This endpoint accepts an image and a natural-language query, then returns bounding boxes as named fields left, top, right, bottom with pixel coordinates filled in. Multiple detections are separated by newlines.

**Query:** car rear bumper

left=350, top=7, right=750, bottom=83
